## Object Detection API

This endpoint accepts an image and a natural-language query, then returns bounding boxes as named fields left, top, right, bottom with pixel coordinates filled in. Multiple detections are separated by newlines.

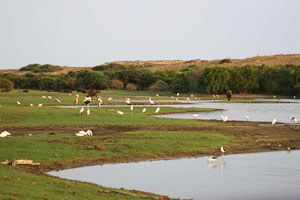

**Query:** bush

left=125, top=83, right=137, bottom=91
left=20, top=64, right=62, bottom=73
left=111, top=79, right=124, bottom=89
left=219, top=58, right=231, bottom=64
left=0, top=78, right=14, bottom=92
left=148, top=80, right=169, bottom=91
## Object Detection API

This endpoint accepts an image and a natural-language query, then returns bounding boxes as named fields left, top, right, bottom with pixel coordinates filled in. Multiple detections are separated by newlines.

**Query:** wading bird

left=272, top=119, right=277, bottom=125
left=48, top=96, right=52, bottom=99
left=220, top=146, right=226, bottom=153
left=108, top=97, right=113, bottom=102
left=84, top=96, right=92, bottom=105
left=245, top=115, right=250, bottom=121
left=193, top=114, right=198, bottom=119
left=142, top=107, right=147, bottom=113
left=186, top=98, right=190, bottom=103
left=130, top=105, right=134, bottom=112
left=0, top=131, right=11, bottom=137
left=221, top=116, right=228, bottom=122
left=208, top=156, right=218, bottom=162
left=17, top=101, right=21, bottom=105
left=156, top=94, right=159, bottom=97
left=87, top=108, right=90, bottom=116
left=97, top=97, right=103, bottom=107
left=30, top=103, right=33, bottom=107
left=177, top=92, right=180, bottom=97
left=213, top=95, right=216, bottom=98
left=42, top=96, right=46, bottom=99
left=117, top=110, right=124, bottom=115
left=291, top=117, right=299, bottom=124
left=38, top=103, right=43, bottom=107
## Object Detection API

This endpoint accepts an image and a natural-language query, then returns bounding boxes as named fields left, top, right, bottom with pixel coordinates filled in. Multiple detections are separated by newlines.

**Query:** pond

left=48, top=150, right=300, bottom=200
left=158, top=100, right=300, bottom=123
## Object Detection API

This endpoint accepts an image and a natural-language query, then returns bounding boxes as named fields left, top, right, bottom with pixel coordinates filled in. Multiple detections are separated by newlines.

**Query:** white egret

left=48, top=96, right=52, bottom=99
left=245, top=115, right=250, bottom=121
left=193, top=114, right=198, bottom=119
left=117, top=110, right=124, bottom=115
left=74, top=94, right=79, bottom=106
left=220, top=146, right=226, bottom=153
left=97, top=97, right=103, bottom=107
left=207, top=156, right=218, bottom=162
left=293, top=96, right=296, bottom=99
left=186, top=98, right=190, bottom=103
left=130, top=105, right=134, bottom=112
left=291, top=117, right=299, bottom=124
left=221, top=116, right=228, bottom=122
left=175, top=98, right=179, bottom=102
left=156, top=94, right=159, bottom=97
left=155, top=107, right=160, bottom=113
left=142, top=107, right=147, bottom=113
left=0, top=131, right=11, bottom=137
left=80, top=107, right=85, bottom=114
left=108, top=97, right=113, bottom=102
left=17, top=101, right=21, bottom=105
left=86, top=130, right=93, bottom=136
left=125, top=98, right=131, bottom=105
left=30, top=103, right=33, bottom=107
left=55, top=98, right=61, bottom=104
left=69, top=93, right=72, bottom=96
left=42, top=96, right=46, bottom=99
left=149, top=97, right=155, bottom=105
left=272, top=119, right=277, bottom=125
left=87, top=108, right=90, bottom=116
left=212, top=95, right=216, bottom=98
left=177, top=92, right=180, bottom=97
left=38, top=103, right=43, bottom=107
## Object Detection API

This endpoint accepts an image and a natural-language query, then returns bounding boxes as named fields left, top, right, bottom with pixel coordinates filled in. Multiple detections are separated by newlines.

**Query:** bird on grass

left=83, top=96, right=92, bottom=105
left=221, top=116, right=228, bottom=122
left=156, top=94, right=159, bottom=97
left=143, top=108, right=147, bottom=113
left=155, top=107, right=160, bottom=113
left=17, top=101, right=21, bottom=105
left=108, top=97, right=113, bottom=102
left=125, top=98, right=131, bottom=105
left=42, top=96, right=46, bottom=99
left=130, top=105, right=134, bottom=112
left=117, top=110, right=124, bottom=115
left=0, top=131, right=11, bottom=137
left=149, top=97, right=155, bottom=105
left=38, top=103, right=43, bottom=107
left=177, top=92, right=180, bottom=97
left=30, top=103, right=33, bottom=107
left=87, top=108, right=90, bottom=116
left=55, top=98, right=61, bottom=104
left=272, top=119, right=277, bottom=125
left=80, top=107, right=85, bottom=114
left=48, top=96, right=52, bottom=99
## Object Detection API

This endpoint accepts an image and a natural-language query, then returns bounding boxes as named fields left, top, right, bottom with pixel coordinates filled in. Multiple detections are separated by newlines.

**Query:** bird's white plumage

left=80, top=107, right=85, bottom=114
left=38, top=103, right=43, bottom=107
left=221, top=116, right=228, bottom=122
left=155, top=107, right=160, bottom=113
left=0, top=131, right=11, bottom=137
left=193, top=114, right=198, bottom=119
left=272, top=119, right=277, bottom=125
left=245, top=115, right=250, bottom=120
left=87, top=108, right=90, bottom=116
left=220, top=146, right=225, bottom=153
left=130, top=105, right=134, bottom=111
left=117, top=110, right=124, bottom=115
left=142, top=108, right=147, bottom=113
left=17, top=101, right=21, bottom=105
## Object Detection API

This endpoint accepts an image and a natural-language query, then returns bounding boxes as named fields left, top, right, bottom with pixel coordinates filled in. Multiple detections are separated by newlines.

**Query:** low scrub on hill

left=20, top=64, right=62, bottom=73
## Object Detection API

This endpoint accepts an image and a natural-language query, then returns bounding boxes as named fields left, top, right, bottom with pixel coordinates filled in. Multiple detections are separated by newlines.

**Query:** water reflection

left=49, top=151, right=300, bottom=200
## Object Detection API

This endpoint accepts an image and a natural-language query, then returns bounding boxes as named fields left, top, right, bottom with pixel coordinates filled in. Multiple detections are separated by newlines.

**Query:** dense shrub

left=0, top=78, right=14, bottom=92
left=125, top=83, right=137, bottom=91
left=111, top=79, right=124, bottom=89
left=20, top=64, right=62, bottom=73
left=148, top=80, right=169, bottom=91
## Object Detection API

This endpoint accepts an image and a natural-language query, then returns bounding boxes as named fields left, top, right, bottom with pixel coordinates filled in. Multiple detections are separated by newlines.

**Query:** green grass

left=0, top=131, right=232, bottom=199
left=0, top=105, right=217, bottom=127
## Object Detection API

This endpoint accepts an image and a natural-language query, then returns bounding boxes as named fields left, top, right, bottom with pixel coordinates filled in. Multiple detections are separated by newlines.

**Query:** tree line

left=1, top=64, right=300, bottom=95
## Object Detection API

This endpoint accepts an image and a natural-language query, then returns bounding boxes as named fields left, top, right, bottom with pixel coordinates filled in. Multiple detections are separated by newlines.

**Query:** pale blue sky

left=0, top=0, right=299, bottom=69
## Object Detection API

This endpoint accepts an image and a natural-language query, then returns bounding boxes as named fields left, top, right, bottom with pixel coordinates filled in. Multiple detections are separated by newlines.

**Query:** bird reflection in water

left=207, top=156, right=226, bottom=170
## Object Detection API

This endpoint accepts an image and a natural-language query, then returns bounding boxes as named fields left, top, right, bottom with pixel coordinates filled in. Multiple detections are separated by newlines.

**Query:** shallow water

left=159, top=101, right=300, bottom=123
left=48, top=150, right=300, bottom=200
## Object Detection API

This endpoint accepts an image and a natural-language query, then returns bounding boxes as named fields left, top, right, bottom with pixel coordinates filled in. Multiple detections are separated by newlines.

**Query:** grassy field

left=0, top=90, right=299, bottom=200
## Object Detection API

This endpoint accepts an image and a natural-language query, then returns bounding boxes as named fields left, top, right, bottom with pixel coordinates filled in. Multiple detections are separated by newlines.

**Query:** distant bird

left=80, top=107, right=85, bottom=114
left=156, top=94, right=159, bottom=97
left=69, top=93, right=72, bottom=96
left=48, top=96, right=52, bottom=99
left=142, top=107, right=147, bottom=113
left=171, top=96, right=174, bottom=99
left=42, top=96, right=46, bottom=99
left=30, top=103, right=33, bottom=107
left=245, top=115, right=250, bottom=121
left=193, top=114, right=199, bottom=119
left=273, top=95, right=276, bottom=99
left=191, top=94, right=194, bottom=98
left=155, top=107, right=160, bottom=113
left=177, top=92, right=180, bottom=97
left=208, top=156, right=218, bottom=162
left=125, top=98, right=131, bottom=105
left=272, top=119, right=277, bottom=125
left=108, top=97, right=113, bottom=102
left=186, top=98, right=191, bottom=103
left=87, top=108, right=90, bottom=116
left=221, top=116, right=228, bottom=122
left=293, top=96, right=296, bottom=99
left=291, top=117, right=299, bottom=124
left=130, top=105, right=134, bottom=112
left=175, top=98, right=179, bottom=102
left=83, top=96, right=92, bottom=105
left=74, top=94, right=79, bottom=106
left=220, top=146, right=226, bottom=153
left=97, top=97, right=103, bottom=107
left=75, top=130, right=93, bottom=137
left=117, top=110, right=124, bottom=115
left=149, top=97, right=155, bottom=105
left=38, top=103, right=43, bottom=107
left=55, top=98, right=61, bottom=104
left=213, top=95, right=216, bottom=98
left=86, top=130, right=93, bottom=136
left=0, top=131, right=11, bottom=137
left=17, top=101, right=21, bottom=105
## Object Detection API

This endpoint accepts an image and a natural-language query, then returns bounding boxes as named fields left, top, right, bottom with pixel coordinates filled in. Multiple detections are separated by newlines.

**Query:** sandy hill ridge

left=1, top=54, right=300, bottom=75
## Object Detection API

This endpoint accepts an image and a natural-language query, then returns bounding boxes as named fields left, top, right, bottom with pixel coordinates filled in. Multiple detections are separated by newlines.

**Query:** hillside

left=1, top=54, right=300, bottom=74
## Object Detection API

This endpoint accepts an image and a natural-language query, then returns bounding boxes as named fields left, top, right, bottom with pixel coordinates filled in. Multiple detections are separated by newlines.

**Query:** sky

left=0, top=0, right=300, bottom=69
